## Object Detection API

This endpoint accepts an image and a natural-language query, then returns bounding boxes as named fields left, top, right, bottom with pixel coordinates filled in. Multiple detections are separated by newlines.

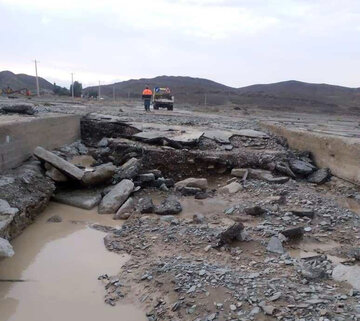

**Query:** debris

left=34, top=146, right=84, bottom=180
left=249, top=169, right=289, bottom=184
left=98, top=179, right=134, bottom=214
left=155, top=196, right=182, bottom=215
left=266, top=236, right=285, bottom=254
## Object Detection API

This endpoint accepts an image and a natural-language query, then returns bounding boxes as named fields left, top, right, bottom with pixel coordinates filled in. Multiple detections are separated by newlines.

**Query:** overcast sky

left=1, top=0, right=360, bottom=88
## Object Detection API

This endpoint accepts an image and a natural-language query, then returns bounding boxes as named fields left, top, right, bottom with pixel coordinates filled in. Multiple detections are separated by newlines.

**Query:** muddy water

left=0, top=202, right=146, bottom=321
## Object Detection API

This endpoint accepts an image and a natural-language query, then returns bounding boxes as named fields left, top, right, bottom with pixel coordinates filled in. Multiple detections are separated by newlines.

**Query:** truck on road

left=153, top=87, right=174, bottom=110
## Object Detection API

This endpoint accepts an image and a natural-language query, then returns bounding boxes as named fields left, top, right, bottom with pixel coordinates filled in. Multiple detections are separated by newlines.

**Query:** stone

left=249, top=169, right=289, bottom=184
left=160, top=215, right=176, bottom=223
left=0, top=199, right=19, bottom=216
left=266, top=236, right=284, bottom=254
left=175, top=177, right=208, bottom=190
left=115, top=158, right=140, bottom=181
left=280, top=226, right=304, bottom=239
left=159, top=183, right=169, bottom=192
left=333, top=265, right=360, bottom=290
left=114, top=197, right=135, bottom=220
left=193, top=213, right=205, bottom=224
left=45, top=164, right=69, bottom=182
left=138, top=196, right=155, bottom=214
left=0, top=237, right=14, bottom=257
left=97, top=137, right=109, bottom=147
left=231, top=168, right=247, bottom=178
left=47, top=215, right=62, bottom=223
left=98, top=179, right=134, bottom=214
left=307, top=168, right=330, bottom=184
left=269, top=292, right=282, bottom=301
left=195, top=191, right=208, bottom=200
left=155, top=196, right=182, bottom=215
left=289, top=159, right=316, bottom=176
left=261, top=304, right=275, bottom=315
left=219, top=182, right=242, bottom=194
left=146, top=169, right=162, bottom=178
left=53, top=189, right=102, bottom=210
left=290, top=209, right=315, bottom=219
left=81, top=163, right=116, bottom=186
left=217, top=223, right=244, bottom=246
left=180, top=187, right=202, bottom=196
left=244, top=205, right=266, bottom=216
left=34, top=146, right=84, bottom=180
left=137, top=173, right=156, bottom=184
left=1, top=102, right=35, bottom=115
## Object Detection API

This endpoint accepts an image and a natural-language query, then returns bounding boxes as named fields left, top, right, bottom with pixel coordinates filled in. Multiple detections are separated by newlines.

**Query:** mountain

left=0, top=70, right=53, bottom=93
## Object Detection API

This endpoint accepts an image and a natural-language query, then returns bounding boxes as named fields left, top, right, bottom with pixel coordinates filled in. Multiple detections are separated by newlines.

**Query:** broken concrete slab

left=81, top=162, right=116, bottom=186
left=203, top=130, right=234, bottom=144
left=34, top=146, right=84, bottom=180
left=175, top=178, right=208, bottom=190
left=53, top=189, right=102, bottom=210
left=98, top=179, right=134, bottom=214
left=249, top=169, right=290, bottom=184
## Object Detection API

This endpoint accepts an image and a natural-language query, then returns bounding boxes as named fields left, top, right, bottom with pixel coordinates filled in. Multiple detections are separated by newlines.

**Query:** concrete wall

left=263, top=122, right=360, bottom=185
left=0, top=114, right=81, bottom=172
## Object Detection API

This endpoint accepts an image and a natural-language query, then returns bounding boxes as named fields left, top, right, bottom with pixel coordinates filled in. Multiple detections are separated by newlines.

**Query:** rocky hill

left=0, top=70, right=53, bottom=93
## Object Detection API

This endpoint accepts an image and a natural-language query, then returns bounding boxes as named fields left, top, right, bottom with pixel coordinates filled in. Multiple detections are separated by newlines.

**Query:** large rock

left=307, top=168, right=330, bottom=184
left=98, top=179, right=134, bottom=214
left=53, top=189, right=102, bottom=210
left=289, top=159, right=316, bottom=176
left=155, top=196, right=182, bottom=215
left=34, top=146, right=84, bottom=180
left=175, top=178, right=208, bottom=190
left=138, top=196, right=155, bottom=214
left=0, top=237, right=14, bottom=257
left=114, top=197, right=135, bottom=220
left=219, top=182, right=242, bottom=194
left=217, top=223, right=244, bottom=246
left=81, top=163, right=116, bottom=186
left=114, top=158, right=140, bottom=181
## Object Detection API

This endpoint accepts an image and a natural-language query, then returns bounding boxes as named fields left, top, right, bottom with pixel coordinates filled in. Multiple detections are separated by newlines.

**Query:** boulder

left=307, top=168, right=330, bottom=184
left=0, top=237, right=14, bottom=257
left=155, top=196, right=182, bottom=215
left=175, top=178, right=208, bottom=190
left=138, top=196, right=155, bottom=214
left=289, top=159, right=316, bottom=176
left=81, top=163, right=116, bottom=186
left=34, top=146, right=84, bottom=180
left=98, top=179, right=134, bottom=214
left=266, top=236, right=284, bottom=254
left=231, top=168, right=247, bottom=178
left=217, top=223, right=244, bottom=246
left=219, top=182, right=242, bottom=194
left=53, top=189, right=102, bottom=210
left=114, top=197, right=135, bottom=220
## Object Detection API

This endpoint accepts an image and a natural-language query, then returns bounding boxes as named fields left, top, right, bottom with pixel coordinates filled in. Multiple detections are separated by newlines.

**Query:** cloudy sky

left=1, top=0, right=359, bottom=88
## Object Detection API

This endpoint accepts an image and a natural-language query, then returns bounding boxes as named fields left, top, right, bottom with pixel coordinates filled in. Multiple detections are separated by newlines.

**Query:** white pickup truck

left=153, top=87, right=174, bottom=111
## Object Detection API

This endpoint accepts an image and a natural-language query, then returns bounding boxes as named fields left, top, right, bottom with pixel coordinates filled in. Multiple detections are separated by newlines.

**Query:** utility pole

left=33, top=59, right=40, bottom=97
left=98, top=81, right=101, bottom=100
left=71, top=73, right=74, bottom=100
left=113, top=84, right=115, bottom=102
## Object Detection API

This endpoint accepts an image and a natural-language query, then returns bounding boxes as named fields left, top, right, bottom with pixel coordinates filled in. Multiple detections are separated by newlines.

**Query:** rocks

left=219, top=182, right=242, bottom=194
left=98, top=179, right=134, bottom=214
left=175, top=178, right=208, bottom=190
left=266, top=236, right=285, bottom=254
left=280, top=226, right=304, bottom=239
left=155, top=196, right=182, bottom=215
left=307, top=168, right=331, bottom=184
left=249, top=169, right=289, bottom=184
left=0, top=102, right=36, bottom=115
left=34, top=146, right=84, bottom=180
left=53, top=189, right=102, bottom=210
left=231, top=168, right=248, bottom=178
left=0, top=237, right=14, bottom=257
left=47, top=215, right=62, bottom=223
left=114, top=197, right=135, bottom=220
left=244, top=205, right=266, bottom=216
left=114, top=157, right=140, bottom=181
left=0, top=199, right=19, bottom=216
left=195, top=191, right=209, bottom=199
left=138, top=196, right=155, bottom=214
left=217, top=223, right=244, bottom=246
left=81, top=163, right=116, bottom=186
left=180, top=186, right=202, bottom=196
left=135, top=173, right=156, bottom=186
left=289, top=159, right=316, bottom=176
left=290, top=208, right=315, bottom=219
left=45, top=164, right=69, bottom=182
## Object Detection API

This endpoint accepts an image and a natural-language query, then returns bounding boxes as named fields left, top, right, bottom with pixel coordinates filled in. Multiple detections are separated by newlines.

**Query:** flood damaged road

left=0, top=202, right=145, bottom=321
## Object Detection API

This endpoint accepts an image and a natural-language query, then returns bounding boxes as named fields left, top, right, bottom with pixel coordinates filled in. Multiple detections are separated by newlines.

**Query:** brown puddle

left=0, top=202, right=146, bottom=321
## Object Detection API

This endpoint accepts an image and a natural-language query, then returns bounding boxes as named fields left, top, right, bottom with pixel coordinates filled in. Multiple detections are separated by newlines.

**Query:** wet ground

left=0, top=202, right=146, bottom=321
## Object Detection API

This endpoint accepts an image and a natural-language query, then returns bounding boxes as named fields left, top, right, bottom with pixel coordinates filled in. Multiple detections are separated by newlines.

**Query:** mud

left=0, top=202, right=145, bottom=321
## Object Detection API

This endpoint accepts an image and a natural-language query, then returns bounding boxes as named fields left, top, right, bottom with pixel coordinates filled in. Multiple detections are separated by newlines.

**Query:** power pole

left=33, top=59, right=40, bottom=97
left=71, top=73, right=74, bottom=100
left=98, top=81, right=101, bottom=100
left=113, top=84, right=115, bottom=102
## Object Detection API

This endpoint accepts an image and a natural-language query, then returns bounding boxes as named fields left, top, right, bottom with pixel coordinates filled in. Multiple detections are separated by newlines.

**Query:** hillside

left=0, top=70, right=53, bottom=93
